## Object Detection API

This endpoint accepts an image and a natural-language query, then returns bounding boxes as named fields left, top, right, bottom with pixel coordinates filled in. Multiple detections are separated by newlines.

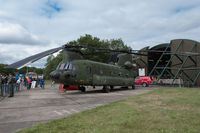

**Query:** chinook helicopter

left=6, top=44, right=146, bottom=93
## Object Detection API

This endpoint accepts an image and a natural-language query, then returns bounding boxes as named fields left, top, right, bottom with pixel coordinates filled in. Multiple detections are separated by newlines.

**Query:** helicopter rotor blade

left=5, top=46, right=64, bottom=69
left=64, top=45, right=149, bottom=56
left=4, top=44, right=151, bottom=70
left=8, top=43, right=197, bottom=70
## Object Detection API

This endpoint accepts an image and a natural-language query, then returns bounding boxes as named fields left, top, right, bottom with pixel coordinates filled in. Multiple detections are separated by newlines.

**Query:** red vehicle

left=135, top=76, right=152, bottom=87
left=60, top=84, right=79, bottom=93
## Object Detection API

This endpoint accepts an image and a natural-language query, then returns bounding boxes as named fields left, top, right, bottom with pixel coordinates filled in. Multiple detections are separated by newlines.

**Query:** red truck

left=135, top=76, right=152, bottom=87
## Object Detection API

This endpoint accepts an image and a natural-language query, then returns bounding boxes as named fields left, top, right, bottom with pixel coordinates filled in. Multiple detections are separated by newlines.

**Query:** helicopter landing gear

left=103, top=86, right=110, bottom=93
left=110, top=86, right=114, bottom=90
left=132, top=85, right=135, bottom=89
left=80, top=86, right=86, bottom=92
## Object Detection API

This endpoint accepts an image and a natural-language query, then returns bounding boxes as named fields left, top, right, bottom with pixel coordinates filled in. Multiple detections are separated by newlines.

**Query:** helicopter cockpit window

left=63, top=63, right=73, bottom=70
left=68, top=63, right=73, bottom=70
left=100, top=70, right=103, bottom=75
left=86, top=66, right=91, bottom=74
left=59, top=64, right=65, bottom=70
left=64, top=64, right=69, bottom=69
left=56, top=63, right=61, bottom=70
left=118, top=72, right=122, bottom=76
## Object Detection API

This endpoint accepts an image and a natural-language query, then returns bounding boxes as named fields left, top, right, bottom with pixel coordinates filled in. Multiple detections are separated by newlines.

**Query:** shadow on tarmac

left=64, top=87, right=137, bottom=95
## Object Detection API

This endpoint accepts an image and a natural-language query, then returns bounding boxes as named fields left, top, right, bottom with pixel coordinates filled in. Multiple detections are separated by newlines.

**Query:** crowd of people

left=0, top=73, right=45, bottom=98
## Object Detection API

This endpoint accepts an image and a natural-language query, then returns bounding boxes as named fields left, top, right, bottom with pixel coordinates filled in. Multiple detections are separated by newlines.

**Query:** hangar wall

left=170, top=39, right=200, bottom=86
left=137, top=39, right=200, bottom=86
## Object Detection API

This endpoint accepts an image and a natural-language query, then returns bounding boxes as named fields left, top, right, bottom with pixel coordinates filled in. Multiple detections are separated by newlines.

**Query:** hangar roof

left=150, top=43, right=169, bottom=50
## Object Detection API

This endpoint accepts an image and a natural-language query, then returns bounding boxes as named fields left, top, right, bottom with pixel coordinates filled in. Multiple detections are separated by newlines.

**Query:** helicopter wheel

left=103, top=86, right=110, bottom=93
left=132, top=85, right=135, bottom=89
left=110, top=86, right=114, bottom=90
left=80, top=86, right=86, bottom=92
left=124, top=86, right=129, bottom=89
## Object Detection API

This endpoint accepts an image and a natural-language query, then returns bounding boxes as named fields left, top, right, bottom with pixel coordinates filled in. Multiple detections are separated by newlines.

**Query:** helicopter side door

left=85, top=65, right=93, bottom=84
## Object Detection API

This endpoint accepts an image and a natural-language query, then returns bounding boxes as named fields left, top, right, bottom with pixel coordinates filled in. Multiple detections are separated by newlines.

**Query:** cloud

left=0, top=43, right=61, bottom=68
left=0, top=0, right=200, bottom=67
left=0, top=22, right=44, bottom=45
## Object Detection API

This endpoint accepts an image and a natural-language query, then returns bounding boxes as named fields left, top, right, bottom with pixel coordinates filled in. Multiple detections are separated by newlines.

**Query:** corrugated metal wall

left=170, top=39, right=200, bottom=86
left=138, top=39, right=200, bottom=86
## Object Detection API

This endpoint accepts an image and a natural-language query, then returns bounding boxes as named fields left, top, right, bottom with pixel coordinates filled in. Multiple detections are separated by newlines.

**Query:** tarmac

left=0, top=85, right=158, bottom=133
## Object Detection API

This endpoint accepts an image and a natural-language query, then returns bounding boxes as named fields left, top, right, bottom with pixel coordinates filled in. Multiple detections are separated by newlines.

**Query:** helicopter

left=5, top=44, right=146, bottom=93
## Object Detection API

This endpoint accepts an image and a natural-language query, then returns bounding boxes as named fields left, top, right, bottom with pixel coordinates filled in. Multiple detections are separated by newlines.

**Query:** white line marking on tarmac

left=71, top=109, right=78, bottom=113
left=62, top=110, right=71, bottom=114
left=81, top=106, right=90, bottom=110
left=54, top=111, right=63, bottom=115
left=94, top=104, right=103, bottom=106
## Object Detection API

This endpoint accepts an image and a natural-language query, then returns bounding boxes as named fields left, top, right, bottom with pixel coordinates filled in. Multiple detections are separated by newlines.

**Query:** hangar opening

left=148, top=43, right=170, bottom=77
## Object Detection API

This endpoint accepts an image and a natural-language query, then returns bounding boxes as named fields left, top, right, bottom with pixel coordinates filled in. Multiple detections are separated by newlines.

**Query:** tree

left=68, top=34, right=131, bottom=63
left=44, top=52, right=63, bottom=79
left=0, top=64, right=12, bottom=75
left=0, top=63, right=44, bottom=76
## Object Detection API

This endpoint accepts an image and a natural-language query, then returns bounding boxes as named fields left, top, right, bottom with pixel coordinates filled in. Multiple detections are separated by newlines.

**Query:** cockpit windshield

left=56, top=63, right=61, bottom=70
left=60, top=64, right=65, bottom=70
left=68, top=63, right=73, bottom=70
left=65, top=64, right=69, bottom=69
left=57, top=62, right=73, bottom=70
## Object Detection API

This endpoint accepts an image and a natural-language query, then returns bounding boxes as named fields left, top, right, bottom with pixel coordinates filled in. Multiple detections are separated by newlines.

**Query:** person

left=36, top=78, right=40, bottom=88
left=27, top=77, right=31, bottom=90
left=1, top=75, right=6, bottom=96
left=8, top=73, right=15, bottom=97
left=24, top=76, right=27, bottom=87
left=16, top=77, right=21, bottom=91
left=40, top=78, right=44, bottom=89
left=31, top=78, right=36, bottom=88
left=51, top=80, right=55, bottom=88
left=4, top=75, right=9, bottom=95
left=0, top=74, right=2, bottom=96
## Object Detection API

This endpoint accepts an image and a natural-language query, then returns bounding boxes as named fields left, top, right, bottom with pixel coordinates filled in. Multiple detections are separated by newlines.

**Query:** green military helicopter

left=6, top=45, right=145, bottom=93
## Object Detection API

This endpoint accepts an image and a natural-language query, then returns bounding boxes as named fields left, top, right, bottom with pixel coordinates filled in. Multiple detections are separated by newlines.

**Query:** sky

left=0, top=0, right=200, bottom=68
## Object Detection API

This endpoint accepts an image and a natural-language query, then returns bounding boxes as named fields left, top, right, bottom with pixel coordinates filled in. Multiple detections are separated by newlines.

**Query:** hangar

left=135, top=39, right=200, bottom=86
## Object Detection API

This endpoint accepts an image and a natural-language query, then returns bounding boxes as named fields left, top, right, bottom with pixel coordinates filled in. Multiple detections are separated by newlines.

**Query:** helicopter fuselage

left=51, top=59, right=135, bottom=87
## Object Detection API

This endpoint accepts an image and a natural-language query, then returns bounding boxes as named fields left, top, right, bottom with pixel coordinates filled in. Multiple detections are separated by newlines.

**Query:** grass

left=18, top=87, right=200, bottom=133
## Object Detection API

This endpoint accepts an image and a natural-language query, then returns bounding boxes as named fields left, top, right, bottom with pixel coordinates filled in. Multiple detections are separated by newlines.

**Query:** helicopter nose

left=50, top=71, right=60, bottom=80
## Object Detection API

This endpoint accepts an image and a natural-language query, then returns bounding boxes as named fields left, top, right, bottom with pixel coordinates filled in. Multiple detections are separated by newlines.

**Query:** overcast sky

left=0, top=0, right=200, bottom=68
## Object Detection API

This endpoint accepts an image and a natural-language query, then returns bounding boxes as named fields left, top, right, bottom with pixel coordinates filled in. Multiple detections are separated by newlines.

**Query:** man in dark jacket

left=8, top=73, right=15, bottom=97
left=0, top=74, right=2, bottom=96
